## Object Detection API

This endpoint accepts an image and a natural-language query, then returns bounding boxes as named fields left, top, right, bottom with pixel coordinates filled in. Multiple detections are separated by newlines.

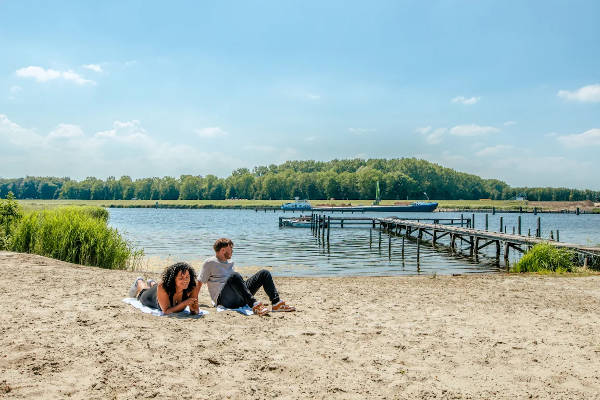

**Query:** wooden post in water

left=327, top=216, right=330, bottom=244
left=496, top=241, right=501, bottom=259
left=369, top=229, right=372, bottom=248
left=504, top=242, right=510, bottom=264
left=518, top=216, right=522, bottom=235
left=528, top=228, right=531, bottom=236
left=401, top=237, right=405, bottom=258
left=469, top=236, right=474, bottom=256
left=321, top=216, right=325, bottom=246
left=472, top=213, right=475, bottom=229
left=461, top=214, right=464, bottom=227
left=492, top=206, right=496, bottom=215
left=512, top=226, right=515, bottom=234
left=341, top=219, right=344, bottom=228
left=550, top=230, right=554, bottom=240
left=474, top=237, right=480, bottom=257
left=536, top=217, right=541, bottom=238
left=499, top=216, right=503, bottom=233
left=416, top=230, right=421, bottom=262
left=388, top=234, right=391, bottom=259
left=378, top=228, right=382, bottom=250
left=576, top=207, right=580, bottom=215
left=556, top=230, right=560, bottom=242
left=485, top=214, right=488, bottom=231
left=533, top=207, right=537, bottom=215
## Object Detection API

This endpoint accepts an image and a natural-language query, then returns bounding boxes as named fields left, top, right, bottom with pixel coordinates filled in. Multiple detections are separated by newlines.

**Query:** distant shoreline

left=17, top=199, right=600, bottom=213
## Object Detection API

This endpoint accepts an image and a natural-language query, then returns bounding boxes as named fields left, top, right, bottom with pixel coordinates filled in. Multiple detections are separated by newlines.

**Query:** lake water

left=107, top=208, right=600, bottom=277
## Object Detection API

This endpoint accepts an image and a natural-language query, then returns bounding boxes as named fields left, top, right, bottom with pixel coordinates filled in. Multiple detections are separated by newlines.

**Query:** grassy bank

left=2, top=202, right=141, bottom=269
left=17, top=199, right=600, bottom=213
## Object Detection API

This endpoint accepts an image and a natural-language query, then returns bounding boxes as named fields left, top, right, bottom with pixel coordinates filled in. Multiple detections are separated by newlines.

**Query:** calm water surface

left=108, top=208, right=600, bottom=277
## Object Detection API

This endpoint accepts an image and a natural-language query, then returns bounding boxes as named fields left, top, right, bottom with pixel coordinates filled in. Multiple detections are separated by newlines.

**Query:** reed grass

left=511, top=243, right=575, bottom=273
left=9, top=207, right=142, bottom=270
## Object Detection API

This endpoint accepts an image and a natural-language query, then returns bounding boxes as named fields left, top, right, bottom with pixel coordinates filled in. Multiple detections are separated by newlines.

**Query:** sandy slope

left=1, top=251, right=599, bottom=399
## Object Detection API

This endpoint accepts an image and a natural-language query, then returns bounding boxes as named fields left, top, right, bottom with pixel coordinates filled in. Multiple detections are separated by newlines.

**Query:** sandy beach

left=1, top=251, right=599, bottom=399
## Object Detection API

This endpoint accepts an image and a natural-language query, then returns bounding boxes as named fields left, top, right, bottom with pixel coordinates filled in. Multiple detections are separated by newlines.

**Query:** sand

left=1, top=251, right=600, bottom=399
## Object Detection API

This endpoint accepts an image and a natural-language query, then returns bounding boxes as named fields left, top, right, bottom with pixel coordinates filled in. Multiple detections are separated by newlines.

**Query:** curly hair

left=161, top=262, right=197, bottom=299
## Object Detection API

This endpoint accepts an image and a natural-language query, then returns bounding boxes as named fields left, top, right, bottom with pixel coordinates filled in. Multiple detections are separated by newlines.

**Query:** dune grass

left=511, top=243, right=575, bottom=273
left=9, top=207, right=142, bottom=270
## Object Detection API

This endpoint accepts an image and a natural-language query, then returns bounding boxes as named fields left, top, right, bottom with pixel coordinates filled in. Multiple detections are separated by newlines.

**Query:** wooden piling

left=471, top=214, right=475, bottom=229
left=378, top=229, right=382, bottom=250
left=518, top=216, right=522, bottom=235
left=369, top=229, right=372, bottom=248
left=388, top=234, right=391, bottom=259
left=557, top=230, right=560, bottom=242
left=401, top=236, right=405, bottom=257
left=536, top=217, right=541, bottom=238
left=327, top=216, right=330, bottom=244
left=485, top=214, right=488, bottom=231
left=499, top=216, right=503, bottom=233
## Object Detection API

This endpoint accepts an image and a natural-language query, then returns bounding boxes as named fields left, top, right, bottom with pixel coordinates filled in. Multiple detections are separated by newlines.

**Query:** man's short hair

left=213, top=238, right=233, bottom=253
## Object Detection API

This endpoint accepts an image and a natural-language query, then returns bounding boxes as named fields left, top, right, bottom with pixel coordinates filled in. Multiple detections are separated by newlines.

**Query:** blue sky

left=1, top=1, right=599, bottom=189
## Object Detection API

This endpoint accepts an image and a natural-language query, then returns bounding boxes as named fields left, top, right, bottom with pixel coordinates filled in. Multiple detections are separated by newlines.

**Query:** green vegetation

left=2, top=158, right=599, bottom=202
left=511, top=243, right=575, bottom=273
left=0, top=192, right=23, bottom=249
left=3, top=199, right=141, bottom=269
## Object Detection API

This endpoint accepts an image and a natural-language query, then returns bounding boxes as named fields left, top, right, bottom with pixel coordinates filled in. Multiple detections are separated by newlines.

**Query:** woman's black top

left=138, top=285, right=189, bottom=310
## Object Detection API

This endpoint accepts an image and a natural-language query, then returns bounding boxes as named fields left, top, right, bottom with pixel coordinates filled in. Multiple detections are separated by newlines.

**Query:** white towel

left=122, top=298, right=208, bottom=318
left=216, top=305, right=253, bottom=316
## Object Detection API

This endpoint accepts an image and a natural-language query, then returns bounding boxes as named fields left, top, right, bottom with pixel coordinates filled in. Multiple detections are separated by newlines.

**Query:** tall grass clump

left=0, top=192, right=23, bottom=250
left=9, top=206, right=142, bottom=270
left=511, top=243, right=575, bottom=273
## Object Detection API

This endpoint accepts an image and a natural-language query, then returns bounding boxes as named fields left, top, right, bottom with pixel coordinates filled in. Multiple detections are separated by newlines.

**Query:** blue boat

left=281, top=200, right=312, bottom=211
left=313, top=202, right=438, bottom=212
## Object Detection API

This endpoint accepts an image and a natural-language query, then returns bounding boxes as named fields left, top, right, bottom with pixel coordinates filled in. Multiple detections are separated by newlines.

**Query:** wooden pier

left=287, top=214, right=600, bottom=268
left=378, top=217, right=600, bottom=264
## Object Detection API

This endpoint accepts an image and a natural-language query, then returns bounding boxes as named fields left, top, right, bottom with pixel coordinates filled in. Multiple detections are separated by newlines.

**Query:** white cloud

left=195, top=127, right=229, bottom=138
left=451, top=96, right=480, bottom=105
left=10, top=86, right=22, bottom=94
left=82, top=64, right=103, bottom=73
left=416, top=126, right=446, bottom=144
left=449, top=124, right=499, bottom=137
left=16, top=66, right=95, bottom=85
left=557, top=84, right=600, bottom=103
left=503, top=121, right=517, bottom=126
left=556, top=128, right=600, bottom=147
left=306, top=93, right=320, bottom=100
left=475, top=145, right=513, bottom=157
left=0, top=114, right=240, bottom=178
left=48, top=123, right=84, bottom=139
left=425, top=128, right=446, bottom=144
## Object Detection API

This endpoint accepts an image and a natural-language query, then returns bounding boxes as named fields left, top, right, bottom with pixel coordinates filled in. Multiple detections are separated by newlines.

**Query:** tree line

left=1, top=158, right=599, bottom=202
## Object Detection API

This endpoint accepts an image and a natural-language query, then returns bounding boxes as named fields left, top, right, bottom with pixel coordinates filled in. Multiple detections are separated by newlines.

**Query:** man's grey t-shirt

left=199, top=256, right=234, bottom=305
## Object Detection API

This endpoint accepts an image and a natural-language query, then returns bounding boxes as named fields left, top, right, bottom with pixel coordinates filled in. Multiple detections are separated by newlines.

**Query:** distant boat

left=281, top=216, right=312, bottom=228
left=281, top=200, right=312, bottom=210
left=313, top=202, right=438, bottom=212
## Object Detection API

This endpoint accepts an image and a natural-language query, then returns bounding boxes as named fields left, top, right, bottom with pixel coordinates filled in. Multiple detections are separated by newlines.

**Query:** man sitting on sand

left=199, top=238, right=295, bottom=316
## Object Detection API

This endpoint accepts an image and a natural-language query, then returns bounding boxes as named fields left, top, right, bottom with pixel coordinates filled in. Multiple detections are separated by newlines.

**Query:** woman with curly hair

left=133, top=262, right=201, bottom=315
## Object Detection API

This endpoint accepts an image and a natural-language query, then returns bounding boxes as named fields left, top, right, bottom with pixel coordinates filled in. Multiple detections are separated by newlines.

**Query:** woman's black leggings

left=217, top=269, right=280, bottom=309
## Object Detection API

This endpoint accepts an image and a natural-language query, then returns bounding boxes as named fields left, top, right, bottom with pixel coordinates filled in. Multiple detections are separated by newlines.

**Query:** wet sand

left=1, top=251, right=599, bottom=399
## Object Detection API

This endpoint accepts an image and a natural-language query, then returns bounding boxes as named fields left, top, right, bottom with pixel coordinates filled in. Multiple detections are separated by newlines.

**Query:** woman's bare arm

left=156, top=284, right=196, bottom=315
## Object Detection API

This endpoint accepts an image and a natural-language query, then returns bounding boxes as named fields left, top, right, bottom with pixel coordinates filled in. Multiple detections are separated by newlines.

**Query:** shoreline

left=2, top=251, right=600, bottom=398
left=17, top=199, right=600, bottom=214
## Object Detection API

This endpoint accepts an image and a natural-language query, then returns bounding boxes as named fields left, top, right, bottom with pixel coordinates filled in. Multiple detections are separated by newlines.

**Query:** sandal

left=272, top=301, right=296, bottom=312
left=252, top=302, right=270, bottom=316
